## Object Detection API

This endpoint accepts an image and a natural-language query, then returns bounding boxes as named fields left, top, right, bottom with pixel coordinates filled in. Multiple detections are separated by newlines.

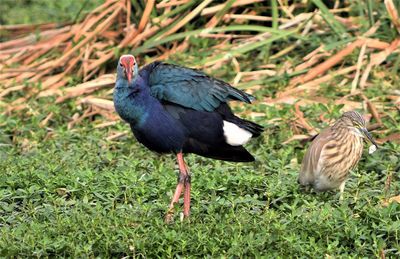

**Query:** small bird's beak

left=360, top=127, right=378, bottom=148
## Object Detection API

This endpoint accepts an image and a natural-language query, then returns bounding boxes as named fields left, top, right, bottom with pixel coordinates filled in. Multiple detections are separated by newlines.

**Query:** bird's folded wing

left=301, top=128, right=333, bottom=174
left=145, top=62, right=254, bottom=111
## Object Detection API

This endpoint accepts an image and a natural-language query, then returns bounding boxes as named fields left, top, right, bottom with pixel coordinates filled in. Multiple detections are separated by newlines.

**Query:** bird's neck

left=332, top=122, right=364, bottom=140
left=114, top=75, right=153, bottom=125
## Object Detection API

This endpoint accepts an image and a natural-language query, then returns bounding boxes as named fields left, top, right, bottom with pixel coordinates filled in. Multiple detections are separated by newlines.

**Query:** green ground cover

left=1, top=80, right=398, bottom=257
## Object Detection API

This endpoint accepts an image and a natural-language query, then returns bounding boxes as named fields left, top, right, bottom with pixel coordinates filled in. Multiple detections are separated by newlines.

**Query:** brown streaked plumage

left=298, top=111, right=378, bottom=199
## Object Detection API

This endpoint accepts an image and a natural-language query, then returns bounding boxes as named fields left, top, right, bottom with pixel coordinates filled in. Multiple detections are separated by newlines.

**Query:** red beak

left=126, top=67, right=132, bottom=83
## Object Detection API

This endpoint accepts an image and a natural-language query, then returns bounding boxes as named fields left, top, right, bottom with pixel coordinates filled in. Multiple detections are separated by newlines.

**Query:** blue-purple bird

left=114, top=55, right=263, bottom=221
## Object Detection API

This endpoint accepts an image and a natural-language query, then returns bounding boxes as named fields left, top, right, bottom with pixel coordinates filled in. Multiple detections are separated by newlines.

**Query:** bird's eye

left=119, top=63, right=123, bottom=67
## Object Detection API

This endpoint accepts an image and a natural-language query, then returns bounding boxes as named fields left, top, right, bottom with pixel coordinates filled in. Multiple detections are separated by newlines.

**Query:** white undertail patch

left=223, top=121, right=252, bottom=146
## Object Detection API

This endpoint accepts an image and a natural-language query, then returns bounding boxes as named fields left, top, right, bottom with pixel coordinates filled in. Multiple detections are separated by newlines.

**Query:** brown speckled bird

left=298, top=111, right=378, bottom=199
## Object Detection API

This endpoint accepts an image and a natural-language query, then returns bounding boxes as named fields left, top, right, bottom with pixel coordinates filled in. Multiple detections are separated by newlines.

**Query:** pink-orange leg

left=180, top=155, right=191, bottom=218
left=165, top=152, right=191, bottom=223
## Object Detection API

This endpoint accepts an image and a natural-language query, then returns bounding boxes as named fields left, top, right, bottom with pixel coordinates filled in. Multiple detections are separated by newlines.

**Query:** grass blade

left=311, top=0, right=347, bottom=37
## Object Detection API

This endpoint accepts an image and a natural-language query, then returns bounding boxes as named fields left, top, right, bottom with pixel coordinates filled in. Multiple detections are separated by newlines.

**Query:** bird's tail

left=227, top=117, right=264, bottom=138
left=183, top=138, right=255, bottom=162
left=195, top=144, right=255, bottom=162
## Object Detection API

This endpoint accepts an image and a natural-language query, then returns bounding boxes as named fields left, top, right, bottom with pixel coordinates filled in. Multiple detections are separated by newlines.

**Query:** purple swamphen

left=114, top=55, right=263, bottom=222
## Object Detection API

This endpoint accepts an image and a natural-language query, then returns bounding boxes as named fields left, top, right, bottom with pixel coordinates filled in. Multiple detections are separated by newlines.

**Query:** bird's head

left=341, top=111, right=378, bottom=148
left=117, top=54, right=138, bottom=83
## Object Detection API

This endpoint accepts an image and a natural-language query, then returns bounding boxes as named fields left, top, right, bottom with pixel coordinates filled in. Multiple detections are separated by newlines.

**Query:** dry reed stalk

left=303, top=45, right=325, bottom=61
left=23, top=46, right=56, bottom=65
left=118, top=27, right=138, bottom=47
left=277, top=0, right=295, bottom=19
left=199, top=33, right=251, bottom=39
left=0, top=22, right=69, bottom=37
left=80, top=97, right=114, bottom=111
left=130, top=18, right=175, bottom=46
left=201, top=0, right=265, bottom=16
left=351, top=42, right=367, bottom=94
left=264, top=96, right=363, bottom=111
left=156, top=0, right=190, bottom=9
left=290, top=37, right=390, bottom=87
left=158, top=0, right=214, bottom=40
left=367, top=100, right=383, bottom=125
left=54, top=74, right=115, bottom=103
left=223, top=14, right=290, bottom=23
left=0, top=72, right=21, bottom=81
left=39, top=112, right=54, bottom=128
left=334, top=16, right=359, bottom=30
left=73, top=3, right=118, bottom=42
left=294, top=53, right=330, bottom=72
left=377, top=133, right=400, bottom=145
left=288, top=20, right=389, bottom=87
left=0, top=26, right=71, bottom=50
left=205, top=2, right=231, bottom=29
left=273, top=14, right=312, bottom=58
left=126, top=0, right=131, bottom=29
left=233, top=69, right=277, bottom=85
left=290, top=38, right=366, bottom=85
left=0, top=85, right=26, bottom=98
left=138, top=0, right=155, bottom=32
left=294, top=103, right=314, bottom=132
left=106, top=131, right=129, bottom=141
left=83, top=45, right=91, bottom=80
left=385, top=0, right=400, bottom=34
left=94, top=121, right=118, bottom=129
left=280, top=12, right=312, bottom=30
left=67, top=108, right=99, bottom=129
left=282, top=134, right=311, bottom=145
left=41, top=73, right=68, bottom=89
left=365, top=38, right=390, bottom=49
left=86, top=18, right=174, bottom=73
left=360, top=38, right=400, bottom=88
left=281, top=65, right=358, bottom=97
left=88, top=0, right=119, bottom=17
left=53, top=4, right=123, bottom=69
left=360, top=94, right=383, bottom=125
left=0, top=49, right=25, bottom=67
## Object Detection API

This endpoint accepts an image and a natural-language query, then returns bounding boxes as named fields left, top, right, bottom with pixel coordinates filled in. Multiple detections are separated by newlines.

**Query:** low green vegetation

left=0, top=84, right=399, bottom=257
left=0, top=0, right=103, bottom=25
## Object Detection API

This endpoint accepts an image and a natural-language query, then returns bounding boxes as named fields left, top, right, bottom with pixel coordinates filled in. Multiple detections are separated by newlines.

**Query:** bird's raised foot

left=165, top=207, right=190, bottom=224
left=165, top=209, right=175, bottom=224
